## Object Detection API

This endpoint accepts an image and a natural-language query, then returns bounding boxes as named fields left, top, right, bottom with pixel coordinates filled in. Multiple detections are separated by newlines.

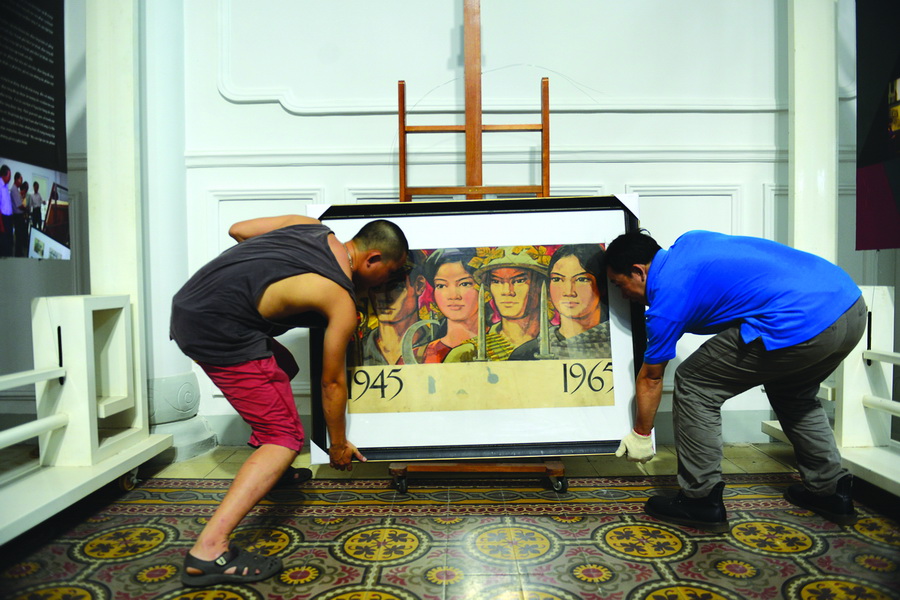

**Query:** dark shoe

left=181, top=543, right=282, bottom=587
left=784, top=474, right=857, bottom=526
left=645, top=481, right=729, bottom=533
left=275, top=466, right=313, bottom=488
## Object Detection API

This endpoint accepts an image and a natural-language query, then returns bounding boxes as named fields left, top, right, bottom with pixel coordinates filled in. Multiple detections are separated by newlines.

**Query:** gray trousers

left=672, top=295, right=867, bottom=497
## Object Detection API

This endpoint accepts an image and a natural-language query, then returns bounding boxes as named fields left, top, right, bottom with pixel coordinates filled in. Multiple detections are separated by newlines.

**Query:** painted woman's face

left=488, top=267, right=536, bottom=319
left=549, top=255, right=601, bottom=321
left=433, top=261, right=478, bottom=322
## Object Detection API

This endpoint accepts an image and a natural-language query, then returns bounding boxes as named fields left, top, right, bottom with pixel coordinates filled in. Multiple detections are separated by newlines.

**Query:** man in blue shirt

left=606, top=230, right=866, bottom=532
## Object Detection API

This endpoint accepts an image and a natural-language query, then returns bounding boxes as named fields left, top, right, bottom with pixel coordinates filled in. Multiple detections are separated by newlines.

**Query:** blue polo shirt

left=643, top=231, right=861, bottom=365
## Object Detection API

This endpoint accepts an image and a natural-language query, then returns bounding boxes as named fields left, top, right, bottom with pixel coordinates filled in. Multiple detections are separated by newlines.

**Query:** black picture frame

left=309, top=195, right=643, bottom=462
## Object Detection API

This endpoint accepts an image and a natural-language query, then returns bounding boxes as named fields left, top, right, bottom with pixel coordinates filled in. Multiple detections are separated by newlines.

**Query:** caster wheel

left=550, top=476, right=568, bottom=494
left=395, top=477, right=409, bottom=494
left=119, top=467, right=140, bottom=491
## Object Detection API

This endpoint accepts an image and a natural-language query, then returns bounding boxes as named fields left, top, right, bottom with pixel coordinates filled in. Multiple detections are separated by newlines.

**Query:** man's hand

left=328, top=440, right=367, bottom=471
left=615, top=429, right=655, bottom=463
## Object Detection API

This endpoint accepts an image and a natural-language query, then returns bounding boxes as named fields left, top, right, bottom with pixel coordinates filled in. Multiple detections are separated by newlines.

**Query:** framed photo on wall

left=309, top=195, right=642, bottom=463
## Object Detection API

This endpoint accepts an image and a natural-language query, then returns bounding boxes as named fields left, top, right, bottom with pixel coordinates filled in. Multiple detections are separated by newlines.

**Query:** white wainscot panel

left=624, top=184, right=742, bottom=247
left=621, top=184, right=768, bottom=412
left=216, top=0, right=780, bottom=115
left=208, top=188, right=325, bottom=254
left=763, top=183, right=789, bottom=245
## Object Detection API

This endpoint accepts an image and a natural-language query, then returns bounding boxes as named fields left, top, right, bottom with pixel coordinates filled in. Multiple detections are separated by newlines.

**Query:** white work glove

left=615, top=429, right=655, bottom=463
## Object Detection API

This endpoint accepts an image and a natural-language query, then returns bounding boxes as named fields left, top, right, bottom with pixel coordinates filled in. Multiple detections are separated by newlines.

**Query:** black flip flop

left=181, top=544, right=282, bottom=587
left=275, top=466, right=313, bottom=488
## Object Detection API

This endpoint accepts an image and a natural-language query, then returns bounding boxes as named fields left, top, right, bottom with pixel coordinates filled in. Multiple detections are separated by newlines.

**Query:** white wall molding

left=206, top=187, right=326, bottom=203
left=763, top=183, right=789, bottom=242
left=343, top=184, right=607, bottom=205
left=0, top=394, right=34, bottom=409
left=625, top=184, right=744, bottom=234
left=197, top=186, right=327, bottom=268
left=212, top=0, right=836, bottom=117
left=67, top=153, right=88, bottom=171
left=211, top=384, right=310, bottom=405
left=549, top=185, right=608, bottom=198
left=765, top=183, right=859, bottom=237
left=216, top=1, right=789, bottom=116
left=345, top=188, right=397, bottom=205
left=292, top=383, right=311, bottom=396
left=206, top=187, right=327, bottom=222
left=183, top=145, right=825, bottom=170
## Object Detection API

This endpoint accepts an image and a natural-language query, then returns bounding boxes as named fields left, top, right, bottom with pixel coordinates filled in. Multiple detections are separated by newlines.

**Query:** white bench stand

left=0, top=295, right=172, bottom=545
left=762, top=285, right=899, bottom=496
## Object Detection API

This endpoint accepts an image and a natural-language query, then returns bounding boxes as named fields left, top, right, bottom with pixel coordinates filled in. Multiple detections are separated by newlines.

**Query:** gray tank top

left=170, top=224, right=354, bottom=365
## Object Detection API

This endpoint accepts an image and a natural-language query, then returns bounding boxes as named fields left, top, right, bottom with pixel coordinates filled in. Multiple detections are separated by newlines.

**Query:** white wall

left=163, top=0, right=896, bottom=445
left=6, top=0, right=898, bottom=448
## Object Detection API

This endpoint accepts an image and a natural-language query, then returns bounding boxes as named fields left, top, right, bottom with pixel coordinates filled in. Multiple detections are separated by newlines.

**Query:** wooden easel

left=389, top=0, right=564, bottom=493
left=397, top=0, right=549, bottom=201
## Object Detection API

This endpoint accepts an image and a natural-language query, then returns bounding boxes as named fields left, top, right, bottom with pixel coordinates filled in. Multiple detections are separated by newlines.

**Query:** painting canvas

left=310, top=196, right=642, bottom=462
left=348, top=242, right=613, bottom=413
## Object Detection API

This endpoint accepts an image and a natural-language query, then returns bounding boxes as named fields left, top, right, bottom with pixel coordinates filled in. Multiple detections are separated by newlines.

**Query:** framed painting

left=309, top=195, right=643, bottom=462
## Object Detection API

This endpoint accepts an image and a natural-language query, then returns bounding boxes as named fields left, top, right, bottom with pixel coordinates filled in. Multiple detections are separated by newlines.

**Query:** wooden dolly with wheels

left=389, top=459, right=567, bottom=494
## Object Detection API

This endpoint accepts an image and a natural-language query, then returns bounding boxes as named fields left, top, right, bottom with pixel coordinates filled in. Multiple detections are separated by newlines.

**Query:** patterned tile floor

left=1, top=442, right=898, bottom=600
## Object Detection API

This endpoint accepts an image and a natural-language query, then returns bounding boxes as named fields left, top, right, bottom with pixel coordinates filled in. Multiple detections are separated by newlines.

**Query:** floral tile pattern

left=0, top=473, right=898, bottom=600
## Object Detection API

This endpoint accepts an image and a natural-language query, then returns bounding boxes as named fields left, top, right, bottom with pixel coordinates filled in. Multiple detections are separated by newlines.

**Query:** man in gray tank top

left=170, top=215, right=408, bottom=586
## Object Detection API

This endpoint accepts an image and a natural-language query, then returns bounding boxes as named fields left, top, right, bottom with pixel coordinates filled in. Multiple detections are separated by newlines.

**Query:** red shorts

left=198, top=352, right=304, bottom=452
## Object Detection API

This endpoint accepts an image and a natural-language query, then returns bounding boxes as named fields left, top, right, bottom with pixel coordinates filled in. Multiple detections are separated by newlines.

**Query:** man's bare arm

left=319, top=293, right=366, bottom=470
left=634, top=361, right=667, bottom=435
left=229, top=215, right=321, bottom=242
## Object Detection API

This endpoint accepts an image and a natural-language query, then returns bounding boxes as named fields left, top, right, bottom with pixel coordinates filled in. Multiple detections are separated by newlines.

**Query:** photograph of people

left=355, top=252, right=427, bottom=365
left=415, top=248, right=481, bottom=363
left=511, top=244, right=610, bottom=360
left=471, top=246, right=549, bottom=361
